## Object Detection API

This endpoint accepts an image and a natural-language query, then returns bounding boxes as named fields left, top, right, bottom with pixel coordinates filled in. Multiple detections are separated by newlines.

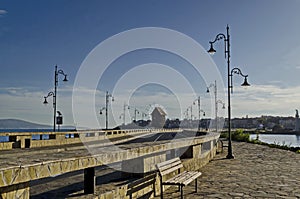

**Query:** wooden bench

left=218, top=138, right=228, bottom=153
left=156, top=158, right=202, bottom=199
left=126, top=173, right=156, bottom=199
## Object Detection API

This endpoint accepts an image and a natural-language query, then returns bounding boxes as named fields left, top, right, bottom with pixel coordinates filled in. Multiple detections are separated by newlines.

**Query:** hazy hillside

left=0, top=119, right=52, bottom=129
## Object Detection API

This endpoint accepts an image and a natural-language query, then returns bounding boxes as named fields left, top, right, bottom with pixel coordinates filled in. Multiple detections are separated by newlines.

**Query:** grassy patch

left=220, top=129, right=250, bottom=142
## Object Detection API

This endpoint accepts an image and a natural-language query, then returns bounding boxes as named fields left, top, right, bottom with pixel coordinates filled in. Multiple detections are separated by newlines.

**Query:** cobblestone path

left=155, top=142, right=300, bottom=198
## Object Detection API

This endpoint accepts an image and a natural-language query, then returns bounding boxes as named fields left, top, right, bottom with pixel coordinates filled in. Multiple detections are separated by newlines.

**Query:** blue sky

left=0, top=0, right=300, bottom=128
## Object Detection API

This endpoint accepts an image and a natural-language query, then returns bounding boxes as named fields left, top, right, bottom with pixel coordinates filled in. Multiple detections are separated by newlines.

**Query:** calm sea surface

left=250, top=134, right=300, bottom=147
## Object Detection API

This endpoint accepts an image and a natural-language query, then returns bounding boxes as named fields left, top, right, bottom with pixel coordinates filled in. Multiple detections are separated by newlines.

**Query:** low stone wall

left=0, top=182, right=30, bottom=199
left=0, top=128, right=182, bottom=150
left=0, top=142, right=13, bottom=150
left=91, top=140, right=217, bottom=199
left=0, top=132, right=219, bottom=199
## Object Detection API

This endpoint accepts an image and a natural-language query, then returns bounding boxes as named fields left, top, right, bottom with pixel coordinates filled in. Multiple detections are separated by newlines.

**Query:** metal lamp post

left=43, top=65, right=68, bottom=132
left=141, top=112, right=148, bottom=121
left=184, top=109, right=189, bottom=120
left=189, top=105, right=193, bottom=121
left=216, top=100, right=225, bottom=132
left=186, top=106, right=193, bottom=128
left=120, top=103, right=130, bottom=125
left=100, top=91, right=114, bottom=130
left=193, top=97, right=205, bottom=130
left=206, top=80, right=225, bottom=133
left=134, top=108, right=140, bottom=122
left=208, top=25, right=250, bottom=159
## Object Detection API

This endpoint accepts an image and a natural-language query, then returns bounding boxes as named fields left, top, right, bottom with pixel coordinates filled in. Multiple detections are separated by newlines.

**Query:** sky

left=0, top=0, right=300, bottom=128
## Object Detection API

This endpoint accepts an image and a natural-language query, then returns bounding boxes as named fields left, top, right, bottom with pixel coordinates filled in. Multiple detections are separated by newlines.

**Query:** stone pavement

left=155, top=142, right=300, bottom=198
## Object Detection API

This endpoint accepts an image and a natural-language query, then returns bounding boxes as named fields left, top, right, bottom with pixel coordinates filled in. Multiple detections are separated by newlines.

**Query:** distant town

left=116, top=107, right=300, bottom=133
left=1, top=110, right=299, bottom=134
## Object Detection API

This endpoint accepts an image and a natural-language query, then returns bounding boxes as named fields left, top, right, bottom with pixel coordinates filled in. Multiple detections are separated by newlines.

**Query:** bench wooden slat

left=157, top=160, right=182, bottom=171
left=156, top=157, right=180, bottom=168
left=128, top=173, right=156, bottom=188
left=127, top=173, right=157, bottom=196
left=181, top=172, right=202, bottom=186
left=159, top=164, right=183, bottom=176
left=164, top=171, right=188, bottom=184
left=127, top=180, right=155, bottom=195
left=165, top=171, right=200, bottom=185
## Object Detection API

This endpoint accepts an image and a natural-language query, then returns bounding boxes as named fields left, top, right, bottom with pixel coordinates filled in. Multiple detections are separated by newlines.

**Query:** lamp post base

left=226, top=154, right=235, bottom=159
left=227, top=141, right=234, bottom=159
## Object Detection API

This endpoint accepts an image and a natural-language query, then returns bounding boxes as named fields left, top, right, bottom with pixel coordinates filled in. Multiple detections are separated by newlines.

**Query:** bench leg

left=178, top=185, right=181, bottom=192
left=153, top=182, right=156, bottom=197
left=181, top=185, right=183, bottom=199
left=195, top=178, right=198, bottom=193
left=160, top=178, right=163, bottom=199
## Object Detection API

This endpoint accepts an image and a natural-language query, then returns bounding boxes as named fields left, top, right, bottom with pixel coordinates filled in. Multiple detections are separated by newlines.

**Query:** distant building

left=151, top=107, right=167, bottom=128
left=279, top=118, right=294, bottom=130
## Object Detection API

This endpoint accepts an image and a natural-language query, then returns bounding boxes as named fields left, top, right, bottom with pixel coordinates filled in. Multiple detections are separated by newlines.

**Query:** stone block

left=121, top=153, right=166, bottom=174
left=192, top=144, right=202, bottom=158
left=47, top=162, right=62, bottom=176
left=0, top=182, right=29, bottom=199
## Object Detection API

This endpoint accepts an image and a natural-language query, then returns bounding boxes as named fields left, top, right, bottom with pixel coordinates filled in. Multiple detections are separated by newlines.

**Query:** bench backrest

left=126, top=173, right=156, bottom=197
left=156, top=157, right=183, bottom=176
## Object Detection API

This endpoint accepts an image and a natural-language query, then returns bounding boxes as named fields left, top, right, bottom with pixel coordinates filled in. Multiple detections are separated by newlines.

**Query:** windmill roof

left=151, top=107, right=167, bottom=116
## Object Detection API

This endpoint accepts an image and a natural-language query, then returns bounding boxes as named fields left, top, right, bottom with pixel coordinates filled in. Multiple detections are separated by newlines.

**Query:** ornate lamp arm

left=208, top=33, right=227, bottom=58
left=45, top=91, right=55, bottom=98
left=229, top=67, right=250, bottom=93
left=43, top=91, right=55, bottom=106
left=209, top=33, right=226, bottom=44
left=99, top=107, right=106, bottom=114
left=230, top=67, right=248, bottom=78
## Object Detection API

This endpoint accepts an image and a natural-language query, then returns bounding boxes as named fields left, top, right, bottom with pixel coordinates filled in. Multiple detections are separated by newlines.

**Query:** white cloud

left=1, top=84, right=299, bottom=128
left=0, top=10, right=7, bottom=16
left=0, top=86, right=74, bottom=126
left=230, top=84, right=300, bottom=117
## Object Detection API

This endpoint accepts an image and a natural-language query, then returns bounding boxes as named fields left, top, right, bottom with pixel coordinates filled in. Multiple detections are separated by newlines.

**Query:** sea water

left=250, top=134, right=300, bottom=147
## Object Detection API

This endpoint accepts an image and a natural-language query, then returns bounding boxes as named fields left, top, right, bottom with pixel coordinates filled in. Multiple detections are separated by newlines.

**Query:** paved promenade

left=155, top=142, right=300, bottom=198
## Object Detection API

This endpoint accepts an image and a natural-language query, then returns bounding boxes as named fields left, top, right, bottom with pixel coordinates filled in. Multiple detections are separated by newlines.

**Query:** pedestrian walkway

left=155, top=142, right=300, bottom=198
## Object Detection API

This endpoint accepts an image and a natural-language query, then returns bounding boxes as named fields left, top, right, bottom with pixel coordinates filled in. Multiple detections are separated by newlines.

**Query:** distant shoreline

left=0, top=128, right=76, bottom=133
left=243, top=129, right=300, bottom=135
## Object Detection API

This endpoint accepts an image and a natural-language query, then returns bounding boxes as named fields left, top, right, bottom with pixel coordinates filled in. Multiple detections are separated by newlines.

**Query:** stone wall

left=0, top=129, right=182, bottom=150
left=0, top=132, right=219, bottom=198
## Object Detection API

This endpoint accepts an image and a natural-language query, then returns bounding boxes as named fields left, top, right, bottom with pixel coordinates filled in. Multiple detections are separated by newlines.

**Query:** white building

left=151, top=107, right=166, bottom=128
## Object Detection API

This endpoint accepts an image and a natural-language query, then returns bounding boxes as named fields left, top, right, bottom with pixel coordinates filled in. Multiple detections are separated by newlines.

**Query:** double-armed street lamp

left=43, top=65, right=68, bottom=132
left=120, top=103, right=130, bottom=125
left=193, top=97, right=205, bottom=130
left=183, top=108, right=189, bottom=120
left=208, top=25, right=250, bottom=159
left=186, top=106, right=196, bottom=120
left=141, top=112, right=148, bottom=121
left=189, top=105, right=193, bottom=121
left=100, top=91, right=114, bottom=130
left=133, top=108, right=140, bottom=122
left=206, top=80, right=225, bottom=133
